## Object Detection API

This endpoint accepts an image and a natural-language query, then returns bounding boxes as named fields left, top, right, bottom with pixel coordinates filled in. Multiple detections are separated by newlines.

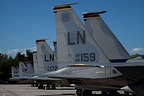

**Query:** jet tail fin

left=25, top=62, right=34, bottom=74
left=11, top=66, right=19, bottom=79
left=36, top=39, right=58, bottom=73
left=83, top=11, right=130, bottom=63
left=53, top=4, right=110, bottom=67
left=19, top=62, right=27, bottom=77
left=33, top=51, right=38, bottom=74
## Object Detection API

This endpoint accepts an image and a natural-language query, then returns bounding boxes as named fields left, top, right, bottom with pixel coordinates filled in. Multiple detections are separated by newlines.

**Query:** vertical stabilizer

left=83, top=11, right=130, bottom=63
left=33, top=51, right=39, bottom=74
left=53, top=4, right=110, bottom=67
left=19, top=62, right=27, bottom=77
left=25, top=62, right=34, bottom=74
left=36, top=39, right=58, bottom=73
left=11, top=66, right=19, bottom=79
left=53, top=41, right=57, bottom=59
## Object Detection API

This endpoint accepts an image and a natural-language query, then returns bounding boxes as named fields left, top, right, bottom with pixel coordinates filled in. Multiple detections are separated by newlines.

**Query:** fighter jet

left=10, top=66, right=19, bottom=81
left=27, top=39, right=69, bottom=89
left=44, top=3, right=143, bottom=96
left=44, top=3, right=126, bottom=96
left=10, top=61, right=34, bottom=83
left=82, top=10, right=144, bottom=96
left=35, top=39, right=58, bottom=73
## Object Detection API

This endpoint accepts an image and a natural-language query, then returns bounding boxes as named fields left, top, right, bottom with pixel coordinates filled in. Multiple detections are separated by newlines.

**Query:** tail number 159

left=75, top=53, right=96, bottom=62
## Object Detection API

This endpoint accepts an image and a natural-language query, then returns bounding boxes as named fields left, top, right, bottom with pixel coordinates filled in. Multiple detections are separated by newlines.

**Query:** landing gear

left=102, top=91, right=108, bottom=95
left=44, top=84, right=56, bottom=90
left=51, top=84, right=56, bottom=89
left=76, top=89, right=82, bottom=96
left=108, top=91, right=120, bottom=96
left=82, top=90, right=92, bottom=96
left=45, top=84, right=50, bottom=90
left=31, top=81, right=38, bottom=87
left=76, top=89, right=92, bottom=96
left=124, top=91, right=130, bottom=96
left=38, top=84, right=44, bottom=89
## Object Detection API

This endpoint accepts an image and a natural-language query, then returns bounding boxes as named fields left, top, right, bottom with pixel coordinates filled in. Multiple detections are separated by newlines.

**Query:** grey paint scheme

left=83, top=12, right=130, bottom=62
left=51, top=4, right=144, bottom=96
left=51, top=3, right=130, bottom=93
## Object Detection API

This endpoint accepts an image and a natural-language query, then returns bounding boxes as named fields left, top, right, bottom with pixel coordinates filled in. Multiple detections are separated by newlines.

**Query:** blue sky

left=0, top=0, right=144, bottom=56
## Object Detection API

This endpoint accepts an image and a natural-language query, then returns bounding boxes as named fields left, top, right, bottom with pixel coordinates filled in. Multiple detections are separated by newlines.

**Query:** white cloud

left=131, top=47, right=144, bottom=53
left=6, top=48, right=26, bottom=55
left=28, top=47, right=37, bottom=52
left=1, top=47, right=37, bottom=57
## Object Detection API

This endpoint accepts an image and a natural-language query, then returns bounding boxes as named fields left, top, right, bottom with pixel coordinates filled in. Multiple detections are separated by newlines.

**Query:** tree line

left=0, top=50, right=33, bottom=81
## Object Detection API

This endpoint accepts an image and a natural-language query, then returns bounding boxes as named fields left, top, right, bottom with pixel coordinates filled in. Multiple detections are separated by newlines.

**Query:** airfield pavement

left=0, top=84, right=132, bottom=96
left=0, top=84, right=76, bottom=96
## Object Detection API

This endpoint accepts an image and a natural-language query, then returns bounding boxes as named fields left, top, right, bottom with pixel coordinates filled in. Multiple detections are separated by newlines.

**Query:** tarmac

left=0, top=84, right=133, bottom=96
left=0, top=84, right=76, bottom=96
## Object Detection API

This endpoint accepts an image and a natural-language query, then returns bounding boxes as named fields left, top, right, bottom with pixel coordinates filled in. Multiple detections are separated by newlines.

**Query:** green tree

left=0, top=54, right=16, bottom=80
left=14, top=52, right=25, bottom=61
left=131, top=54, right=144, bottom=59
left=0, top=50, right=33, bottom=82
left=26, top=50, right=33, bottom=62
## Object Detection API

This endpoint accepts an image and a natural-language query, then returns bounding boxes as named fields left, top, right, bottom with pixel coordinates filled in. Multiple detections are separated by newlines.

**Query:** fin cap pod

left=53, top=2, right=78, bottom=10
left=82, top=11, right=106, bottom=18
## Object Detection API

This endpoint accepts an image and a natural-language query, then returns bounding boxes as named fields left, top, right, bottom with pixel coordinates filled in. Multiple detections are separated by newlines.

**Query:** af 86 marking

left=75, top=53, right=96, bottom=62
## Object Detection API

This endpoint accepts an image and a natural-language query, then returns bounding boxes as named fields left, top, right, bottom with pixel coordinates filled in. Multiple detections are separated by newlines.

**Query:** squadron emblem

left=61, top=11, right=70, bottom=22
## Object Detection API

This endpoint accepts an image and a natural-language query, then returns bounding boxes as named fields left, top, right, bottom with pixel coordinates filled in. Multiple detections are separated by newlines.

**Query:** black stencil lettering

left=68, top=32, right=75, bottom=45
left=50, top=54, right=54, bottom=61
left=45, top=54, right=55, bottom=62
left=77, top=31, right=86, bottom=44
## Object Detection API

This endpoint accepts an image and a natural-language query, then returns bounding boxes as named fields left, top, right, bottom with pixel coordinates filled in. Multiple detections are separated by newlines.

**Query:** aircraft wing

left=14, top=73, right=64, bottom=81
left=29, top=76, right=64, bottom=81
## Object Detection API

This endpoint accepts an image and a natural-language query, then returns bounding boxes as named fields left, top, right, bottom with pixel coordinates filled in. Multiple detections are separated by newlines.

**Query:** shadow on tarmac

left=37, top=94, right=133, bottom=96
